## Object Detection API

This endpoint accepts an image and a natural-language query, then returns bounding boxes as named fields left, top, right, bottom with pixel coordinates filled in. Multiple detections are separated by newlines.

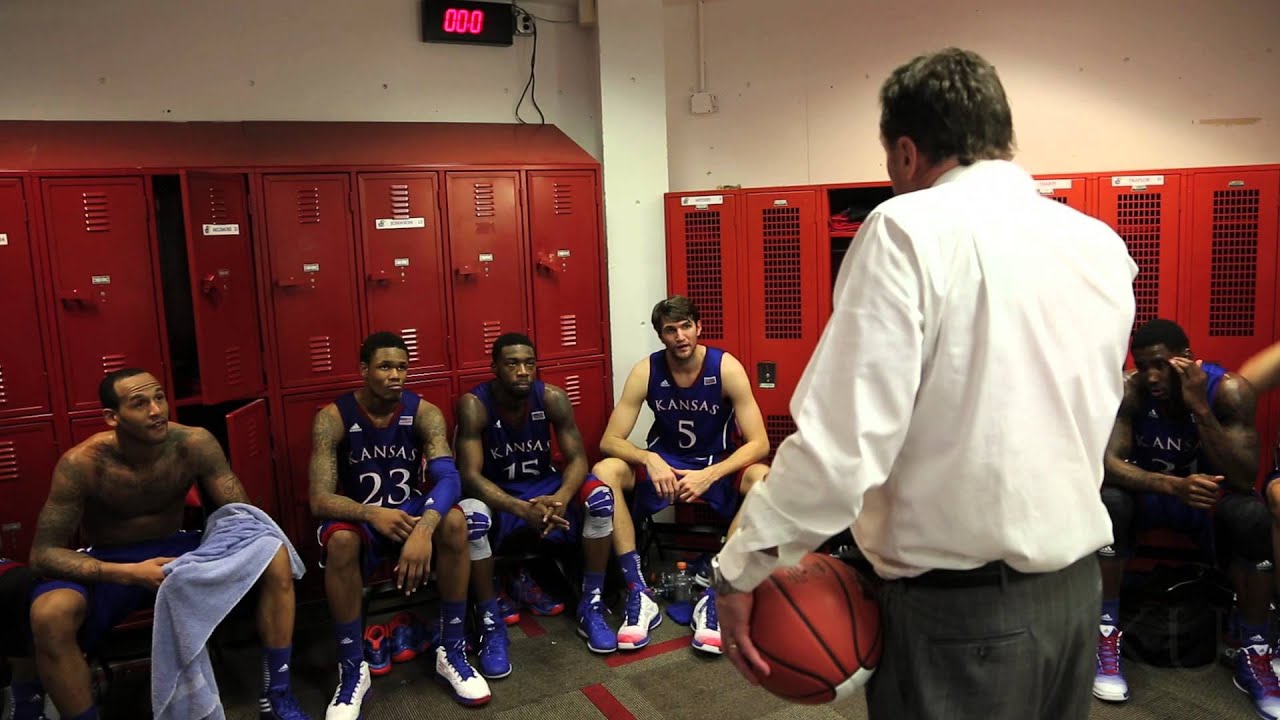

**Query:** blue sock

left=1241, top=620, right=1270, bottom=647
left=619, top=551, right=646, bottom=590
left=12, top=679, right=45, bottom=714
left=264, top=646, right=292, bottom=697
left=1100, top=599, right=1120, bottom=627
left=441, top=600, right=467, bottom=647
left=335, top=618, right=363, bottom=665
left=477, top=598, right=502, bottom=631
left=67, top=709, right=98, bottom=720
left=582, top=571, right=606, bottom=604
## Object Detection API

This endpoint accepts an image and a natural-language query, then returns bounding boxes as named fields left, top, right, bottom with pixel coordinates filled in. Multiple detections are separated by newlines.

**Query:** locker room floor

left=92, top=597, right=1250, bottom=720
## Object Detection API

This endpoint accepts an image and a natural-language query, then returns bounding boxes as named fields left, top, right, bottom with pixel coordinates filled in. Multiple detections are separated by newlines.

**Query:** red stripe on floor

left=603, top=635, right=689, bottom=668
left=517, top=614, right=546, bottom=638
left=582, top=683, right=636, bottom=720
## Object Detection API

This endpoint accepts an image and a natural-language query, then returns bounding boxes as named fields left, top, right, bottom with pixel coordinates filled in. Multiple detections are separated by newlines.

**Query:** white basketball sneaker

left=691, top=589, right=722, bottom=655
left=325, top=660, right=370, bottom=720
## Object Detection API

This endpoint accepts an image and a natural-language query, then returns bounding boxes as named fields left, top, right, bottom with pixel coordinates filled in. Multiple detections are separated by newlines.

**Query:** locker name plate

left=680, top=195, right=723, bottom=208
left=91, top=275, right=111, bottom=285
left=1111, top=175, right=1164, bottom=188
left=1035, top=179, right=1073, bottom=193
left=394, top=258, right=411, bottom=267
left=375, top=217, right=426, bottom=230
left=202, top=223, right=240, bottom=236
left=557, top=249, right=571, bottom=258
left=0, top=233, right=7, bottom=246
left=303, top=263, right=320, bottom=273
left=478, top=253, right=494, bottom=262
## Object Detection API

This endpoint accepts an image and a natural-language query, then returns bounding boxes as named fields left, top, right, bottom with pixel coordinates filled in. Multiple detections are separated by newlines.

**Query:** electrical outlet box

left=690, top=91, right=718, bottom=115
left=515, top=12, right=535, bottom=35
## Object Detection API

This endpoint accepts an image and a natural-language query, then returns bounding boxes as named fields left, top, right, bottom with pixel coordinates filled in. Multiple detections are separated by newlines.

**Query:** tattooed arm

left=456, top=394, right=528, bottom=517
left=412, top=401, right=460, bottom=535
left=309, top=405, right=375, bottom=523
left=184, top=427, right=251, bottom=507
left=30, top=452, right=134, bottom=584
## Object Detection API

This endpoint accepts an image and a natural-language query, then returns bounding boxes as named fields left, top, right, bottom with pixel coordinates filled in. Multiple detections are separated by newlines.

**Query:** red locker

left=70, top=415, right=110, bottom=445
left=405, top=374, right=455, bottom=431
left=540, top=360, right=610, bottom=466
left=42, top=178, right=166, bottom=413
left=527, top=171, right=604, bottom=361
left=0, top=421, right=60, bottom=562
left=664, top=192, right=745, bottom=360
left=0, top=180, right=53, bottom=419
left=446, top=172, right=528, bottom=370
left=1183, top=170, right=1279, bottom=373
left=1098, top=174, right=1182, bottom=334
left=281, top=386, right=359, bottom=572
left=263, top=175, right=361, bottom=389
left=743, top=190, right=824, bottom=457
left=227, top=399, right=276, bottom=516
left=1034, top=176, right=1091, bottom=214
left=182, top=173, right=266, bottom=403
left=358, top=173, right=450, bottom=374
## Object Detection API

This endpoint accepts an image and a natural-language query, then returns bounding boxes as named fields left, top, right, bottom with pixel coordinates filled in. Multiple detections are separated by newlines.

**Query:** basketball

left=749, top=553, right=882, bottom=704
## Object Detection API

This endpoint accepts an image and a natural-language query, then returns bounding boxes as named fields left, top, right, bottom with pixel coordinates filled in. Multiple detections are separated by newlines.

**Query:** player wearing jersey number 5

left=593, top=295, right=771, bottom=654
left=309, top=332, right=488, bottom=716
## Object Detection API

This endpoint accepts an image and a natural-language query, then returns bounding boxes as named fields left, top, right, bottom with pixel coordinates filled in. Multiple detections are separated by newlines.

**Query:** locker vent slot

left=0, top=439, right=16, bottom=482
left=101, top=354, right=127, bottom=374
left=401, top=328, right=420, bottom=364
left=207, top=185, right=231, bottom=222
left=562, top=373, right=582, bottom=406
left=1048, top=196, right=1069, bottom=205
left=1115, top=193, right=1164, bottom=332
left=482, top=321, right=503, bottom=357
left=761, top=207, right=803, bottom=340
left=82, top=192, right=111, bottom=233
left=472, top=183, right=496, bottom=218
left=0, top=364, right=6, bottom=406
left=683, top=211, right=724, bottom=341
left=224, top=346, right=243, bottom=387
left=552, top=182, right=574, bottom=216
left=559, top=315, right=578, bottom=348
left=389, top=184, right=411, bottom=219
left=307, top=336, right=333, bottom=373
left=243, top=421, right=263, bottom=461
left=1209, top=188, right=1260, bottom=337
left=296, top=188, right=321, bottom=225
left=765, top=414, right=797, bottom=459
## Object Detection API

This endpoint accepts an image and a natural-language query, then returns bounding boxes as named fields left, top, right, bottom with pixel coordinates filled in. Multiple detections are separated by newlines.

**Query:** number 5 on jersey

left=678, top=419, right=697, bottom=449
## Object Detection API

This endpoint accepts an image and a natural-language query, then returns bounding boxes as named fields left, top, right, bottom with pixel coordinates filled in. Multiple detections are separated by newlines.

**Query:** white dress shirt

left=718, top=160, right=1138, bottom=590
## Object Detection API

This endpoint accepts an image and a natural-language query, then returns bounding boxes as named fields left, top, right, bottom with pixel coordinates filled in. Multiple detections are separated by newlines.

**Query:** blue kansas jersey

left=336, top=390, right=424, bottom=507
left=645, top=346, right=737, bottom=462
left=1131, top=362, right=1227, bottom=477
left=472, top=380, right=556, bottom=486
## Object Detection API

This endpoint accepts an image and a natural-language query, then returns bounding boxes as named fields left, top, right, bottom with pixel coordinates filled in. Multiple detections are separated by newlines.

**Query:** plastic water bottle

left=672, top=561, right=694, bottom=603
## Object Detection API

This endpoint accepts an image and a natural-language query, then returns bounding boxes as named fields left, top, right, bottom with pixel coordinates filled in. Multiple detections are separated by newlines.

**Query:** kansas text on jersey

left=645, top=346, right=738, bottom=462
left=471, top=380, right=556, bottom=485
left=337, top=390, right=425, bottom=507
left=1130, top=362, right=1227, bottom=477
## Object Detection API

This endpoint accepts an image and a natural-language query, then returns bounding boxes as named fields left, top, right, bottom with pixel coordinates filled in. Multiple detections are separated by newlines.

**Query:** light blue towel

left=152, top=503, right=305, bottom=720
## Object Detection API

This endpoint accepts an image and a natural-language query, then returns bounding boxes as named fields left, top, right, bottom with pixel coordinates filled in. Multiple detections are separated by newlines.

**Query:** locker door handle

left=536, top=253, right=562, bottom=273
left=366, top=271, right=392, bottom=285
left=200, top=274, right=220, bottom=296
left=274, top=276, right=303, bottom=288
left=455, top=264, right=477, bottom=277
left=59, top=290, right=94, bottom=306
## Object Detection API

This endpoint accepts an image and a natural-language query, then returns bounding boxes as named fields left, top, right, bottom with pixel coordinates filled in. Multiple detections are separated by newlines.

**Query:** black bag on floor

left=1119, top=564, right=1230, bottom=668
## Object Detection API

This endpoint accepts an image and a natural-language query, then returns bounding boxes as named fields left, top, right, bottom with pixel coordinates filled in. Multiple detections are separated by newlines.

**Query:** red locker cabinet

left=1034, top=176, right=1091, bottom=214
left=743, top=190, right=824, bottom=457
left=1098, top=174, right=1182, bottom=334
left=0, top=420, right=60, bottom=563
left=527, top=171, right=604, bottom=361
left=540, top=360, right=610, bottom=466
left=280, top=385, right=359, bottom=571
left=405, top=374, right=456, bottom=432
left=446, top=172, right=528, bottom=371
left=0, top=180, right=54, bottom=419
left=181, top=173, right=266, bottom=404
left=358, top=173, right=451, bottom=375
left=263, top=175, right=362, bottom=390
left=42, top=178, right=167, bottom=413
left=70, top=415, right=110, bottom=445
left=664, top=192, right=745, bottom=361
left=226, top=399, right=277, bottom=517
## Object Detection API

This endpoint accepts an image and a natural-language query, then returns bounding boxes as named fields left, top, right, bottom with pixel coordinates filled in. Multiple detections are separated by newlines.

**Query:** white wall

left=664, top=0, right=1280, bottom=191
left=0, top=0, right=603, bottom=159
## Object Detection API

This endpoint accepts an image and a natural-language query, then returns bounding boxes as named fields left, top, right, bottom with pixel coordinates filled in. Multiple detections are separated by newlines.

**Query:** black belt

left=900, top=561, right=1035, bottom=589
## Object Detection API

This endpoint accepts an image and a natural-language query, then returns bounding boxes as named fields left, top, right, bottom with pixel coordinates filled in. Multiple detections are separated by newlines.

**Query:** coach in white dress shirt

left=709, top=48, right=1138, bottom=719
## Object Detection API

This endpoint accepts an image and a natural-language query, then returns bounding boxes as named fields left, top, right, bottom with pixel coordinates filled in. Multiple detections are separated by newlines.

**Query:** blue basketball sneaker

left=363, top=624, right=392, bottom=677
left=510, top=568, right=565, bottom=616
left=476, top=609, right=512, bottom=679
left=258, top=691, right=312, bottom=720
left=577, top=592, right=617, bottom=654
left=389, top=611, right=426, bottom=663
left=1235, top=641, right=1280, bottom=719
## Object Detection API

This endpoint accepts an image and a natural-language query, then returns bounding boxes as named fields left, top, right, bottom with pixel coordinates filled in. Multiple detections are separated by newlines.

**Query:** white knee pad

left=582, top=484, right=614, bottom=540
left=459, top=498, right=493, bottom=561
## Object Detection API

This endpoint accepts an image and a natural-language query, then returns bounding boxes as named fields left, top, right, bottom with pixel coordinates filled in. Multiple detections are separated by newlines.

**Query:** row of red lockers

left=0, top=167, right=614, bottom=568
left=663, top=165, right=1280, bottom=478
